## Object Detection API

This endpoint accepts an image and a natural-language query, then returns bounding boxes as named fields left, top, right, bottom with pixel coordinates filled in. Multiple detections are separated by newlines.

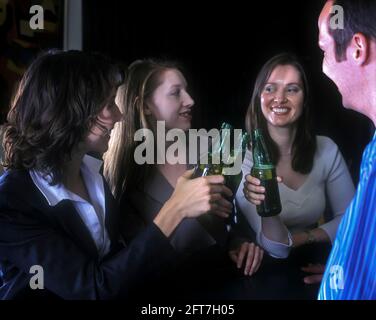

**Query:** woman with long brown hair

left=238, top=53, right=355, bottom=259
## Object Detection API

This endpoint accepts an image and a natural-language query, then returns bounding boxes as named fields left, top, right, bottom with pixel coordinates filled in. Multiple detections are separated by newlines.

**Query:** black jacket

left=0, top=170, right=176, bottom=300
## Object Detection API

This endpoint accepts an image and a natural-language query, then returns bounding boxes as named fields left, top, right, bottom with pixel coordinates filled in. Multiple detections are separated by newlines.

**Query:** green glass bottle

left=193, top=122, right=249, bottom=227
left=222, top=131, right=250, bottom=192
left=222, top=131, right=250, bottom=225
left=251, top=128, right=282, bottom=217
left=192, top=122, right=230, bottom=178
left=192, top=122, right=232, bottom=244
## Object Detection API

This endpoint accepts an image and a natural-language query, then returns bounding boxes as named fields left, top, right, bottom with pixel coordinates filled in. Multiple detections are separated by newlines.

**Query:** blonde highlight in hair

left=104, top=59, right=180, bottom=201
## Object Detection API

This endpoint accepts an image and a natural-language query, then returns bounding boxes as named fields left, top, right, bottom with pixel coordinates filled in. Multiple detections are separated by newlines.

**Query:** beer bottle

left=192, top=122, right=233, bottom=242
left=222, top=131, right=250, bottom=225
left=251, top=128, right=282, bottom=217
left=192, top=122, right=230, bottom=178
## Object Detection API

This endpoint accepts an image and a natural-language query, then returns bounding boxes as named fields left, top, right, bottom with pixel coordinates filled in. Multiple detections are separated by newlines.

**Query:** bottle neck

left=252, top=129, right=273, bottom=167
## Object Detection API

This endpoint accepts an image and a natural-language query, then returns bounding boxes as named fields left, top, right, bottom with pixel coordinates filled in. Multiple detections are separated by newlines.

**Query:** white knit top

left=236, top=136, right=355, bottom=258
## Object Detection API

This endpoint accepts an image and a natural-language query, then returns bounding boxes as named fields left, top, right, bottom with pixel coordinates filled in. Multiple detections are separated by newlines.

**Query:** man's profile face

left=318, top=1, right=337, bottom=82
left=318, top=1, right=355, bottom=111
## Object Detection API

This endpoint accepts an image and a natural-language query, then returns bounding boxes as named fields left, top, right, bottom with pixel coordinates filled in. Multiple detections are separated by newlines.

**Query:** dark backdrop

left=83, top=0, right=374, bottom=183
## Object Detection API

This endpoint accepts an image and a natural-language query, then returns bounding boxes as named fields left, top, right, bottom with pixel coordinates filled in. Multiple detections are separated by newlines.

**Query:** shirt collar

left=30, top=154, right=103, bottom=207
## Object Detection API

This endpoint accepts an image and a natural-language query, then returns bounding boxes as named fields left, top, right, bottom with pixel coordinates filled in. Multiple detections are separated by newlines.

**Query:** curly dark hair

left=2, top=50, right=123, bottom=185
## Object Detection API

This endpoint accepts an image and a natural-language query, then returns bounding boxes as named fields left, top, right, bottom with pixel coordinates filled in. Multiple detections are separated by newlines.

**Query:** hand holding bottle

left=243, top=174, right=283, bottom=206
left=154, top=169, right=233, bottom=237
left=249, top=129, right=282, bottom=217
left=173, top=169, right=234, bottom=218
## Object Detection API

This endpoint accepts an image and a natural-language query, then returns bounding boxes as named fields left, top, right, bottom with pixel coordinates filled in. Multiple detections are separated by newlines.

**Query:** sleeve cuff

left=257, top=230, right=293, bottom=259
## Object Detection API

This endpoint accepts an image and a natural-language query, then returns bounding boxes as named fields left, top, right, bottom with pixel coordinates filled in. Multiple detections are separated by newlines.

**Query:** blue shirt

left=318, top=132, right=376, bottom=300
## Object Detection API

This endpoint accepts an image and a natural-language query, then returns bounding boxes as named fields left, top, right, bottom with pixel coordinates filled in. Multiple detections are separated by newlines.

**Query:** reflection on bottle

left=251, top=128, right=282, bottom=217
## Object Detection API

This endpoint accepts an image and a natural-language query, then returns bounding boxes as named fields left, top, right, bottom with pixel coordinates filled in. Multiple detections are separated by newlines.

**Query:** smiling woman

left=237, top=53, right=356, bottom=261
left=260, top=65, right=304, bottom=128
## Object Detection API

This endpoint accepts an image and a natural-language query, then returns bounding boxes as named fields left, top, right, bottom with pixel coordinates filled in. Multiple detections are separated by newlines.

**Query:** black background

left=83, top=0, right=375, bottom=183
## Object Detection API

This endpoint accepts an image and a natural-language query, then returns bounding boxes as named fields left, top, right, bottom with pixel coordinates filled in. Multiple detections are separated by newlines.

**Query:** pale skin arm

left=154, top=169, right=234, bottom=237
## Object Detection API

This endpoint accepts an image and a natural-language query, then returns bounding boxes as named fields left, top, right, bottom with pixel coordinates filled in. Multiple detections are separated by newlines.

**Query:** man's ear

left=350, top=33, right=370, bottom=65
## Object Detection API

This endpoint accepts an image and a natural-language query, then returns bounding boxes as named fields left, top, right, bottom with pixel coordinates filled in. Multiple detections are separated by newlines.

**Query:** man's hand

left=301, top=263, right=325, bottom=284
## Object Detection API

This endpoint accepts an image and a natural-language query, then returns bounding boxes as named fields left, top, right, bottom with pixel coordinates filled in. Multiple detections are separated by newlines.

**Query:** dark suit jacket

left=119, top=166, right=253, bottom=260
left=123, top=168, right=233, bottom=254
left=0, top=170, right=176, bottom=300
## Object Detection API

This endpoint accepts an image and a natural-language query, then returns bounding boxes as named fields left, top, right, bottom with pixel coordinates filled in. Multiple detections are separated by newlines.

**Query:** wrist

left=154, top=199, right=184, bottom=237
left=304, top=230, right=316, bottom=245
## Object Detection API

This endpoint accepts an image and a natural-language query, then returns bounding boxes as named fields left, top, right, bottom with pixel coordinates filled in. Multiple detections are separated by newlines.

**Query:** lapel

left=102, top=178, right=119, bottom=245
left=142, top=169, right=174, bottom=206
left=19, top=171, right=101, bottom=259
left=141, top=134, right=208, bottom=204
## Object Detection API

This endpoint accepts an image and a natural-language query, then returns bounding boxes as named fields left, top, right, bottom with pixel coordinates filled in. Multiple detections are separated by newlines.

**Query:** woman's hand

left=172, top=169, right=234, bottom=218
left=243, top=174, right=282, bottom=205
left=229, top=242, right=264, bottom=276
left=155, top=169, right=233, bottom=237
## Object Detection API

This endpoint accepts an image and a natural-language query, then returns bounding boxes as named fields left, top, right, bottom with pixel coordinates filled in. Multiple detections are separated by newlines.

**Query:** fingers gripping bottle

left=251, top=128, right=282, bottom=217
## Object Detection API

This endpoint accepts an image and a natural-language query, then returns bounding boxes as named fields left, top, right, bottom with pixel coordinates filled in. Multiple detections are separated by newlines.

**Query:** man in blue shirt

left=315, top=0, right=376, bottom=299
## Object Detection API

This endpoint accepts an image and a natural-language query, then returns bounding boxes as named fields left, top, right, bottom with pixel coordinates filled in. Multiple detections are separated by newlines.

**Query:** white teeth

left=272, top=108, right=289, bottom=114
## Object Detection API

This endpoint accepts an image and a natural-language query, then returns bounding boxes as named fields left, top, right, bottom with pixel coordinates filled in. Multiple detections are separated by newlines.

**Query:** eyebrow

left=169, top=83, right=188, bottom=89
left=265, top=82, right=302, bottom=86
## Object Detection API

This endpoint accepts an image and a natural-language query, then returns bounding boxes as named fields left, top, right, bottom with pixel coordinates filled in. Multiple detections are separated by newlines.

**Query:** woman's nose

left=274, top=90, right=287, bottom=103
left=183, top=91, right=194, bottom=107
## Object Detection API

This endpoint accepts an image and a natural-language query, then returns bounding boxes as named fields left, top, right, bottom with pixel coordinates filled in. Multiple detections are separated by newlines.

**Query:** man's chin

left=341, top=96, right=354, bottom=110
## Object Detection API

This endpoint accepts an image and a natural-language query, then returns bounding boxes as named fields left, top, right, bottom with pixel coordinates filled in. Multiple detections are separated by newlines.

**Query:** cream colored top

left=236, top=136, right=355, bottom=258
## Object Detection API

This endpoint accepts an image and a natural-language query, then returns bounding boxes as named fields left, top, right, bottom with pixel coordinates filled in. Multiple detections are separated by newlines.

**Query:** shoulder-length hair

left=104, top=59, right=181, bottom=201
left=2, top=50, right=123, bottom=185
left=245, top=53, right=316, bottom=174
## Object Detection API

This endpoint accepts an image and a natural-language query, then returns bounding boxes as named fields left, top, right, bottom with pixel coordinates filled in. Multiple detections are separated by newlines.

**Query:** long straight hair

left=104, top=59, right=180, bottom=201
left=245, top=53, right=316, bottom=174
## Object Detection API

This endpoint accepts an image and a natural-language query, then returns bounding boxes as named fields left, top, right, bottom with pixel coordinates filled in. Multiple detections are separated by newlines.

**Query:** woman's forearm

left=292, top=227, right=331, bottom=248
left=153, top=199, right=184, bottom=237
left=261, top=215, right=290, bottom=245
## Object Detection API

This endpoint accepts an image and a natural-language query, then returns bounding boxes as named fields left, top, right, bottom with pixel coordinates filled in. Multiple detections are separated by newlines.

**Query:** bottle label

left=253, top=164, right=275, bottom=170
